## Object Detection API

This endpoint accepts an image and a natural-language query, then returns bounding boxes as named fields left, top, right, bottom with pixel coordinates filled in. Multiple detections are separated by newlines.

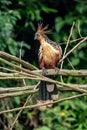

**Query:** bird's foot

left=55, top=67, right=60, bottom=73
left=42, top=67, right=48, bottom=75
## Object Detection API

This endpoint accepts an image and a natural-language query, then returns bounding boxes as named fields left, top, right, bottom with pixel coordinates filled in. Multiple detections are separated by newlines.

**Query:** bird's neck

left=39, top=35, right=50, bottom=46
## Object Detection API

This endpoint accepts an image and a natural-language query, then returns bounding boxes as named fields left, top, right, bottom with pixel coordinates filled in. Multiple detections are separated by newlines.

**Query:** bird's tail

left=38, top=76, right=58, bottom=102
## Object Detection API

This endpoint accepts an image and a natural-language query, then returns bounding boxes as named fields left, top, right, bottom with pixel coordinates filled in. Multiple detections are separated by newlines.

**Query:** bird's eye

left=34, top=33, right=41, bottom=40
left=36, top=33, right=41, bottom=37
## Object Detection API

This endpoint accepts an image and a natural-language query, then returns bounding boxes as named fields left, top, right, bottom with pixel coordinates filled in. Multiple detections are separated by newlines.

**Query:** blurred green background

left=0, top=0, right=87, bottom=130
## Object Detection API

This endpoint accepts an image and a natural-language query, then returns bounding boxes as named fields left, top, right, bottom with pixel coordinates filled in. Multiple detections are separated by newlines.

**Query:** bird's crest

left=36, top=23, right=51, bottom=34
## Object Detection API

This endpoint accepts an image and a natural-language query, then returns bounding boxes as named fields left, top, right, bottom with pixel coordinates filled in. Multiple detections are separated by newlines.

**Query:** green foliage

left=37, top=97, right=87, bottom=130
left=35, top=126, right=51, bottom=130
left=0, top=0, right=29, bottom=56
left=17, top=0, right=57, bottom=30
left=0, top=0, right=87, bottom=130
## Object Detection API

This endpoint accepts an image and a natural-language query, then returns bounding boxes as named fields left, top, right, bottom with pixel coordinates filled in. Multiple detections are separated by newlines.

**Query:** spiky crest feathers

left=36, top=23, right=51, bottom=35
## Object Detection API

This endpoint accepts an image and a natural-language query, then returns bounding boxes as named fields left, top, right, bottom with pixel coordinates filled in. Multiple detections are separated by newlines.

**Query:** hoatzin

left=34, top=23, right=62, bottom=104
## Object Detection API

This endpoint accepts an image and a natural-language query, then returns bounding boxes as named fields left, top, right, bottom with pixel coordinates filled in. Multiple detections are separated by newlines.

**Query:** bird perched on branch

left=34, top=23, right=62, bottom=104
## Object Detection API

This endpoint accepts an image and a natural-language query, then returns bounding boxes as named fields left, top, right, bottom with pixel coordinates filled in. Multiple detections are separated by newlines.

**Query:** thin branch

left=0, top=89, right=38, bottom=99
left=32, top=69, right=87, bottom=77
left=60, top=22, right=75, bottom=82
left=0, top=58, right=38, bottom=77
left=1, top=67, right=87, bottom=94
left=0, top=51, right=37, bottom=70
left=69, top=37, right=84, bottom=43
left=59, top=37, right=87, bottom=63
left=10, top=81, right=40, bottom=130
left=57, top=82, right=87, bottom=93
left=19, top=42, right=27, bottom=86
left=0, top=58, right=47, bottom=79
left=67, top=57, right=75, bottom=70
left=9, top=43, right=31, bottom=130
left=1, top=84, right=87, bottom=96
left=2, top=67, right=87, bottom=77
left=57, top=84, right=87, bottom=91
left=1, top=69, right=87, bottom=94
left=0, top=93, right=86, bottom=115
left=0, top=85, right=36, bottom=93
left=0, top=67, right=40, bottom=79
left=77, top=20, right=82, bottom=37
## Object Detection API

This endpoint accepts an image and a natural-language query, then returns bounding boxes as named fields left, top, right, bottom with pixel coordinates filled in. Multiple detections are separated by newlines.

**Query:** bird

left=34, top=23, right=62, bottom=104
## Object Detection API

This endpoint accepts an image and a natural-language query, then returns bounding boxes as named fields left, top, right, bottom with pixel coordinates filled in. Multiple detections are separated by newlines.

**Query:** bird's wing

left=38, top=46, right=43, bottom=62
left=46, top=38, right=62, bottom=58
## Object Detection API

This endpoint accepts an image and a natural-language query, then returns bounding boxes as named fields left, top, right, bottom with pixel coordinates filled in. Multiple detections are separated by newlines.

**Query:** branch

left=69, top=37, right=85, bottom=43
left=60, top=22, right=75, bottom=82
left=57, top=84, right=87, bottom=91
left=0, top=58, right=38, bottom=76
left=0, top=51, right=37, bottom=70
left=0, top=89, right=38, bottom=99
left=32, top=69, right=87, bottom=77
left=1, top=69, right=87, bottom=77
left=0, top=93, right=86, bottom=115
left=10, top=81, right=40, bottom=130
left=59, top=36, right=87, bottom=63
left=1, top=69, right=87, bottom=95
left=0, top=85, right=35, bottom=93
left=0, top=83, right=87, bottom=99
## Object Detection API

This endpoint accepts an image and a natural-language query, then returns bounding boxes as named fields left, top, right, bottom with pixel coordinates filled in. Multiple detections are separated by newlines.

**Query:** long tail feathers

left=38, top=76, right=58, bottom=102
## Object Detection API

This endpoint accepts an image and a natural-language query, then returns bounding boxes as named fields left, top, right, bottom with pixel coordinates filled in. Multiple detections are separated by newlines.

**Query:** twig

left=1, top=67, right=87, bottom=94
left=0, top=74, right=87, bottom=98
left=1, top=84, right=87, bottom=98
left=0, top=51, right=37, bottom=70
left=66, top=57, right=75, bottom=70
left=57, top=82, right=87, bottom=93
left=19, top=42, right=27, bottom=86
left=0, top=67, right=40, bottom=78
left=69, top=37, right=84, bottom=43
left=0, top=89, right=38, bottom=99
left=60, top=22, right=75, bottom=82
left=1, top=69, right=87, bottom=94
left=10, top=81, right=40, bottom=130
left=77, top=20, right=82, bottom=37
left=59, top=36, right=87, bottom=63
left=10, top=43, right=31, bottom=130
left=0, top=58, right=48, bottom=79
left=0, top=58, right=38, bottom=77
left=57, top=84, right=87, bottom=91
left=0, top=85, right=36, bottom=93
left=0, top=93, right=86, bottom=115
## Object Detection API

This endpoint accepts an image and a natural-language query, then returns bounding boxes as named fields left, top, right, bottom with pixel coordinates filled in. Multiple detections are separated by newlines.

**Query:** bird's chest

left=43, top=46, right=55, bottom=60
left=41, top=42, right=58, bottom=66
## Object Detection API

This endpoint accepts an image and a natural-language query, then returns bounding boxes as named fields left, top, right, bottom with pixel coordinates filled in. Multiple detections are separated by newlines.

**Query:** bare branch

left=0, top=51, right=37, bottom=70
left=32, top=69, right=87, bottom=77
left=0, top=84, right=87, bottom=98
left=0, top=93, right=86, bottom=115
left=10, top=81, right=40, bottom=130
left=0, top=85, right=35, bottom=93
left=59, top=37, right=87, bottom=63
left=60, top=22, right=75, bottom=82
left=0, top=89, right=38, bottom=99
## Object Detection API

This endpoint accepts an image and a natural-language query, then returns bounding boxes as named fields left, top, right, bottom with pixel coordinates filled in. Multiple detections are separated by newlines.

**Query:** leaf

left=55, top=17, right=64, bottom=32
left=35, top=126, right=51, bottom=130
left=14, top=97, right=20, bottom=105
left=71, top=58, right=80, bottom=66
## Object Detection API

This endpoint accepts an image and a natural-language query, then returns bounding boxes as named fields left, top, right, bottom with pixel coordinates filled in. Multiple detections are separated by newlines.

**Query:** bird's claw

left=42, top=67, right=48, bottom=75
left=55, top=67, right=60, bottom=73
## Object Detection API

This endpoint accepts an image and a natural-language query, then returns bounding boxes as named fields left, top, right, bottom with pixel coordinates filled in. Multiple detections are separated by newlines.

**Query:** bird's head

left=34, top=23, right=51, bottom=41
